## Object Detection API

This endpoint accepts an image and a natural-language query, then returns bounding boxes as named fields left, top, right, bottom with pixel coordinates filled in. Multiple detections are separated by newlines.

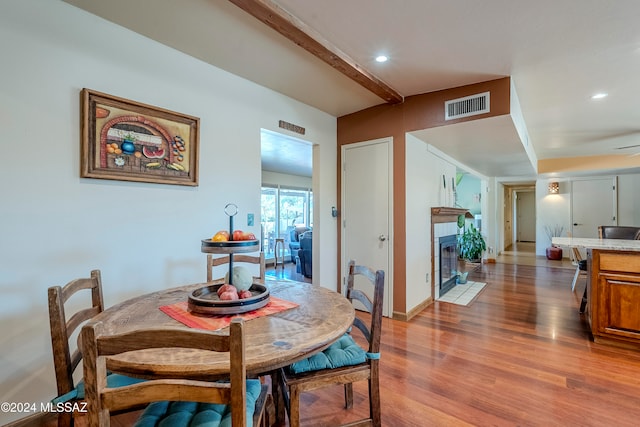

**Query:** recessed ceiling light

left=375, top=55, right=388, bottom=63
left=591, top=93, right=608, bottom=99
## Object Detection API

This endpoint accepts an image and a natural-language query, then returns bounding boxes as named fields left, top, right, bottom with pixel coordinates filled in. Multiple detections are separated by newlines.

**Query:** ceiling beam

left=228, top=0, right=403, bottom=104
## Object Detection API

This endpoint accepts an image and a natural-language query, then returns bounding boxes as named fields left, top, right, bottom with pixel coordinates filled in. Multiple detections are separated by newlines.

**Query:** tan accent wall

left=539, top=154, right=640, bottom=174
left=337, top=77, right=511, bottom=317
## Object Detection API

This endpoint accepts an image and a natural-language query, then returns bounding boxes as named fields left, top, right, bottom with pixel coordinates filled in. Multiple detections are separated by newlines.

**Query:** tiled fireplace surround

left=431, top=207, right=472, bottom=300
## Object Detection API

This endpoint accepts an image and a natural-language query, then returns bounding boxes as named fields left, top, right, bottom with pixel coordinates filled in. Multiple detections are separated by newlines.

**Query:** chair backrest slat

left=66, top=307, right=101, bottom=339
left=207, top=252, right=265, bottom=283
left=571, top=247, right=583, bottom=263
left=96, top=327, right=230, bottom=355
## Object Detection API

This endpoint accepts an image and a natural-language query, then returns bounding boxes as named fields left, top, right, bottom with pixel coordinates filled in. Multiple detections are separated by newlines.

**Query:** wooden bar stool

left=274, top=238, right=285, bottom=269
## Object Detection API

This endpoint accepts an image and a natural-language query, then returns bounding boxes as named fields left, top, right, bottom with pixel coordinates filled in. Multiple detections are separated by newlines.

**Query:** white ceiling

left=261, top=129, right=312, bottom=177
left=64, top=0, right=640, bottom=179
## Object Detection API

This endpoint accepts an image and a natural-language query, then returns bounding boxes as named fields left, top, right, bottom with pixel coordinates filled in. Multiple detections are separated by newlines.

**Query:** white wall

left=0, top=1, right=337, bottom=422
left=405, top=135, right=432, bottom=311
left=456, top=174, right=482, bottom=215
left=618, top=174, right=640, bottom=225
left=535, top=179, right=571, bottom=253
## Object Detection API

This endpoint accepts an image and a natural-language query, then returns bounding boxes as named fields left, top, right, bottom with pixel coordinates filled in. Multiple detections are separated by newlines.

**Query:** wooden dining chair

left=564, top=231, right=586, bottom=293
left=568, top=246, right=587, bottom=292
left=207, top=252, right=266, bottom=283
left=598, top=225, right=640, bottom=240
left=48, top=270, right=105, bottom=427
left=48, top=270, right=144, bottom=427
left=81, top=317, right=270, bottom=427
left=278, top=260, right=385, bottom=427
left=48, top=270, right=104, bottom=405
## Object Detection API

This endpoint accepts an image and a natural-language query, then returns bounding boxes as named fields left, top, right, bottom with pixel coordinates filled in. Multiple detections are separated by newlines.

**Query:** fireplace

left=431, top=207, right=472, bottom=300
left=439, top=234, right=458, bottom=296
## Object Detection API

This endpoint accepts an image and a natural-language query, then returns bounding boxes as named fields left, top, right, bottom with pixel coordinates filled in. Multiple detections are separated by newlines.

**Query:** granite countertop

left=553, top=237, right=640, bottom=251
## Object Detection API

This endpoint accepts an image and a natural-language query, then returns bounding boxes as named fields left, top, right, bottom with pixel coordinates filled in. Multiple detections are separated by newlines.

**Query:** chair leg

left=261, top=393, right=274, bottom=427
left=344, top=383, right=354, bottom=409
left=571, top=267, right=580, bottom=292
left=579, top=286, right=588, bottom=314
left=272, top=369, right=289, bottom=425
left=289, top=385, right=301, bottom=427
left=58, top=411, right=73, bottom=427
left=369, top=372, right=381, bottom=427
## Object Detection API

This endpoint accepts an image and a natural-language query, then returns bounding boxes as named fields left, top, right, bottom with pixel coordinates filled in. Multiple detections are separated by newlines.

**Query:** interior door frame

left=340, top=137, right=393, bottom=316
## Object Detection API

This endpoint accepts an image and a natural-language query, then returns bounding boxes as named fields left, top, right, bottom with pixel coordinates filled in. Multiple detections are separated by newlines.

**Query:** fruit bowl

left=188, top=283, right=269, bottom=315
left=201, top=239, right=260, bottom=254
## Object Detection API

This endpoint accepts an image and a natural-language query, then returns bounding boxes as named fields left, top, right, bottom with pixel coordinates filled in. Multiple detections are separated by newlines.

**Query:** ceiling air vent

left=445, top=91, right=490, bottom=120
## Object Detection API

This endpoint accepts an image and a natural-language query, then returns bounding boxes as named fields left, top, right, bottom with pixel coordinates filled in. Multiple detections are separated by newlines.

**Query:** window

left=261, top=185, right=312, bottom=261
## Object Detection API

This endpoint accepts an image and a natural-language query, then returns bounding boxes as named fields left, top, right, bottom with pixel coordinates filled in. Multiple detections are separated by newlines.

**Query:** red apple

left=242, top=232, right=256, bottom=241
left=232, top=230, right=244, bottom=241
left=219, top=290, right=239, bottom=301
left=217, top=284, right=237, bottom=297
left=238, top=290, right=253, bottom=299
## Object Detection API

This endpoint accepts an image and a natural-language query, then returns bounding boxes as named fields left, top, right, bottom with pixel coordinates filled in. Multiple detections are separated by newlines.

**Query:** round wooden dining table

left=88, top=279, right=355, bottom=380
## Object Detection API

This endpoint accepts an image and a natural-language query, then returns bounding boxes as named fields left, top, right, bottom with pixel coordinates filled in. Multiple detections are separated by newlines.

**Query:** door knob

left=378, top=235, right=387, bottom=241
left=573, top=223, right=582, bottom=226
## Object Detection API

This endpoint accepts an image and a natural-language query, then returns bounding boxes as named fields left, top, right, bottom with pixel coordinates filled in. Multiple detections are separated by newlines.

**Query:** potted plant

left=457, top=223, right=487, bottom=263
left=544, top=224, right=564, bottom=260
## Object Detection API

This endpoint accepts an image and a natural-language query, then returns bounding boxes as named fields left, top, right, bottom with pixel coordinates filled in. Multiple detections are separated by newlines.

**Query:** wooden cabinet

left=589, top=249, right=640, bottom=349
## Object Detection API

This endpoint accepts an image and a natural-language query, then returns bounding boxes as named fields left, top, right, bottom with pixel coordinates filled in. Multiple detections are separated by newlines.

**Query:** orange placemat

left=159, top=296, right=298, bottom=331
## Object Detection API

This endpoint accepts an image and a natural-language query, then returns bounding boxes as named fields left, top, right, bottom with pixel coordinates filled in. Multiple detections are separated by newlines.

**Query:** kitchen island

left=553, top=237, right=640, bottom=350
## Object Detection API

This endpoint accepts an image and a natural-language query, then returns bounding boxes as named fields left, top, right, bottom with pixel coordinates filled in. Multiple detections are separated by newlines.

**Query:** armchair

left=289, top=226, right=310, bottom=262
left=297, top=231, right=312, bottom=278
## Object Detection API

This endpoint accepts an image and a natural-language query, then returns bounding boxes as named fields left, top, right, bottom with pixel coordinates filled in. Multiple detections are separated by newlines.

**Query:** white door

left=571, top=177, right=617, bottom=238
left=342, top=138, right=392, bottom=317
left=516, top=191, right=536, bottom=242
left=503, top=186, right=513, bottom=249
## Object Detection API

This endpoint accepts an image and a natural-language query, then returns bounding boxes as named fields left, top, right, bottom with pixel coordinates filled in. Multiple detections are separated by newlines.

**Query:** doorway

left=501, top=182, right=536, bottom=257
left=260, top=129, right=313, bottom=266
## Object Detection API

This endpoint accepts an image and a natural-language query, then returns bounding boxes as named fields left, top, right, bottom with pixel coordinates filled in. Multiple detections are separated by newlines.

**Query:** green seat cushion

left=133, top=379, right=262, bottom=427
left=288, top=334, right=366, bottom=374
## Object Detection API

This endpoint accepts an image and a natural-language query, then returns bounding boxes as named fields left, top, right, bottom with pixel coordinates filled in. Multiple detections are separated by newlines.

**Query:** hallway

left=497, top=241, right=574, bottom=269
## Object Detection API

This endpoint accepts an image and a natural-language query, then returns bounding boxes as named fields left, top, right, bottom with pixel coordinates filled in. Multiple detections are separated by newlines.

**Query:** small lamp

left=548, top=182, right=559, bottom=194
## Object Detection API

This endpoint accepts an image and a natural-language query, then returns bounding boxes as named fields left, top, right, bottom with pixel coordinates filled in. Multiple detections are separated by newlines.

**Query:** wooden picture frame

left=81, top=88, right=199, bottom=186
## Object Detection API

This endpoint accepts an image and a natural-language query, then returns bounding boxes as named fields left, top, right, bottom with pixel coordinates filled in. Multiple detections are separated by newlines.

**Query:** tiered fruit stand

left=188, top=204, right=269, bottom=315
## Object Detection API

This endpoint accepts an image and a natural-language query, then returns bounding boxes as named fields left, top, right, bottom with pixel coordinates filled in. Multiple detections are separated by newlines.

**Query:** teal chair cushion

left=52, top=373, right=145, bottom=404
left=134, top=379, right=262, bottom=427
left=289, top=334, right=366, bottom=374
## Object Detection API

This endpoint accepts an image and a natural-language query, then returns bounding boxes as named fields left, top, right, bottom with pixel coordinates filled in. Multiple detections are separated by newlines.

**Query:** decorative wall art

left=81, top=89, right=200, bottom=186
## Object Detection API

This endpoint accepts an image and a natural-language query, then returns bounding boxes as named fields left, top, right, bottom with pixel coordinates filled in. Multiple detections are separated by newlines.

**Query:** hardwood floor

left=265, top=260, right=312, bottom=283
left=42, top=261, right=640, bottom=426
left=290, top=263, right=640, bottom=426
